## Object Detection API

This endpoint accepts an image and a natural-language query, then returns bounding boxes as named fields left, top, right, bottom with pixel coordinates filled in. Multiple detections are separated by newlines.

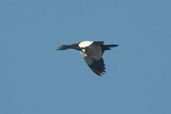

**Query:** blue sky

left=0, top=0, right=171, bottom=114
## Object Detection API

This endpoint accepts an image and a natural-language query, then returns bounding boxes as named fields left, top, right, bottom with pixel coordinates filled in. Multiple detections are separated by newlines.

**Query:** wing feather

left=80, top=43, right=106, bottom=76
left=84, top=56, right=105, bottom=76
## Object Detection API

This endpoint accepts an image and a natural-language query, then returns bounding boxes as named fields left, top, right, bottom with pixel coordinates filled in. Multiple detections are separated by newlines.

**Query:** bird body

left=57, top=41, right=118, bottom=76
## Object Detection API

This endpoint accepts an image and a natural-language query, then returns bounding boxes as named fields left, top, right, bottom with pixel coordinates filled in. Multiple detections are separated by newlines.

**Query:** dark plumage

left=57, top=41, right=118, bottom=76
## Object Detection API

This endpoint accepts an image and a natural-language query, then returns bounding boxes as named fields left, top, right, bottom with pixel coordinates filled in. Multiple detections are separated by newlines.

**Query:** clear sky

left=0, top=0, right=171, bottom=114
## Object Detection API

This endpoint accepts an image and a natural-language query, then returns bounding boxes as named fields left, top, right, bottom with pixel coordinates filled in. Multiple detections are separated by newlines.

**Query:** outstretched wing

left=83, top=55, right=105, bottom=76
left=80, top=43, right=105, bottom=76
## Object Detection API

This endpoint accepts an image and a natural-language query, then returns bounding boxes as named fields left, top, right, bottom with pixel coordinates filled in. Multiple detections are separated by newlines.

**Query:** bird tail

left=103, top=44, right=119, bottom=50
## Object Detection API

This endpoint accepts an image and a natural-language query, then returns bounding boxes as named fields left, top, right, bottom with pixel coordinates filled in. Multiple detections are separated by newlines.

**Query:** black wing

left=84, top=56, right=105, bottom=76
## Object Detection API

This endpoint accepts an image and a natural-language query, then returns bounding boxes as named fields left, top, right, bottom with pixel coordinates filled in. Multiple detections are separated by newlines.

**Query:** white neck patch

left=78, top=41, right=93, bottom=48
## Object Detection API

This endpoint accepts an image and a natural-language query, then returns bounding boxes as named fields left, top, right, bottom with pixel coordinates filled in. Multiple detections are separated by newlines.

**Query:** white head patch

left=78, top=41, right=93, bottom=48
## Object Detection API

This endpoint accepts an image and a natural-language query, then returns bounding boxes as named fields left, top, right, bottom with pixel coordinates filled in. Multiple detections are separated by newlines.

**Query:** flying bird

left=56, top=41, right=118, bottom=76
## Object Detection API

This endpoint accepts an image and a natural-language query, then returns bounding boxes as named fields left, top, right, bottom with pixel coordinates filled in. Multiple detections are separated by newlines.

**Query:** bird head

left=56, top=45, right=69, bottom=50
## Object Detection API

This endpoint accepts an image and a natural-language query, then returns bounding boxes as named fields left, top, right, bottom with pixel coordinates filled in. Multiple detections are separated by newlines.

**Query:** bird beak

left=56, top=45, right=65, bottom=51
left=56, top=47, right=61, bottom=51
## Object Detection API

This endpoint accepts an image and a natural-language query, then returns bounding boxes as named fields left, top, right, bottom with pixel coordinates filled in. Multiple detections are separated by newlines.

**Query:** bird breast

left=80, top=51, right=87, bottom=57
